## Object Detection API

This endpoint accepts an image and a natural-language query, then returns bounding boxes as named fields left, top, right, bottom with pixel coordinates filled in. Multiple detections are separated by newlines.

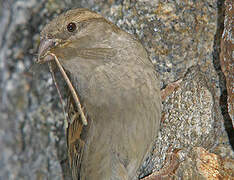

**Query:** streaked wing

left=66, top=94, right=87, bottom=180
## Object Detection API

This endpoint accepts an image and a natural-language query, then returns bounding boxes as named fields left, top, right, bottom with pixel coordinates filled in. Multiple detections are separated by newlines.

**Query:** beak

left=37, top=38, right=56, bottom=63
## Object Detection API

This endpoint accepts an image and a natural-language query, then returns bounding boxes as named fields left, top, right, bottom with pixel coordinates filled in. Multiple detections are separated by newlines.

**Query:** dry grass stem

left=49, top=53, right=88, bottom=126
left=48, top=62, right=69, bottom=128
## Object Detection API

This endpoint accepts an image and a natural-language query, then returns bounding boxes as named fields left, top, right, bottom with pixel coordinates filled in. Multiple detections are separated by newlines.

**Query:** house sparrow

left=37, top=8, right=161, bottom=180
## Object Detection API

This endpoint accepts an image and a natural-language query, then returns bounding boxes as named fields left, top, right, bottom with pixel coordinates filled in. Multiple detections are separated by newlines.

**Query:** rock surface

left=220, top=0, right=233, bottom=125
left=0, top=0, right=232, bottom=180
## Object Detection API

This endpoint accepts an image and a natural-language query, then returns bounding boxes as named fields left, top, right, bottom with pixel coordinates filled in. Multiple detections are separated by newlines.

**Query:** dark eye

left=67, top=22, right=76, bottom=32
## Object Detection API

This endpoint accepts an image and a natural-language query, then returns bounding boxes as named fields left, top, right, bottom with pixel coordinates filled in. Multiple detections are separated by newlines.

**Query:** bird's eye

left=67, top=22, right=77, bottom=32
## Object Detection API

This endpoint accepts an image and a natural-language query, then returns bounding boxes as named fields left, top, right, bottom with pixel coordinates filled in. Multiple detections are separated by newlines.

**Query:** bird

left=37, top=8, right=161, bottom=180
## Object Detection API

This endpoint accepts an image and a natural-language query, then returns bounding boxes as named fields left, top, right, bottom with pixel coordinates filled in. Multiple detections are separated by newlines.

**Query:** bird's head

left=37, top=8, right=123, bottom=64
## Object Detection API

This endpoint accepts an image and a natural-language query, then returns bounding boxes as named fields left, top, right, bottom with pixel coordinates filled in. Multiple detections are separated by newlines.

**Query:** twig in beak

left=48, top=62, right=68, bottom=129
left=49, top=53, right=88, bottom=126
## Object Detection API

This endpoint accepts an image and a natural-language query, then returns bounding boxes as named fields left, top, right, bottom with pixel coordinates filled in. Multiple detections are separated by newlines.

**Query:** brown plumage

left=38, top=8, right=161, bottom=180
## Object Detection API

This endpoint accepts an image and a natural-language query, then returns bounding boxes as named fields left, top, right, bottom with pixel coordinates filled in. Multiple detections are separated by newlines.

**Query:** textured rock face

left=220, top=0, right=234, bottom=125
left=142, top=67, right=224, bottom=179
left=0, top=1, right=232, bottom=180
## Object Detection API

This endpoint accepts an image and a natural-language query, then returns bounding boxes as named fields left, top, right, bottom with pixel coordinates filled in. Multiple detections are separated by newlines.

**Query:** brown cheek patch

left=50, top=47, right=76, bottom=60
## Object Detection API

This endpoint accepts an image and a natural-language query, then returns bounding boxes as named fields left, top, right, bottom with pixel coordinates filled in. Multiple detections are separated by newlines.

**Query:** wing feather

left=66, top=95, right=87, bottom=180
